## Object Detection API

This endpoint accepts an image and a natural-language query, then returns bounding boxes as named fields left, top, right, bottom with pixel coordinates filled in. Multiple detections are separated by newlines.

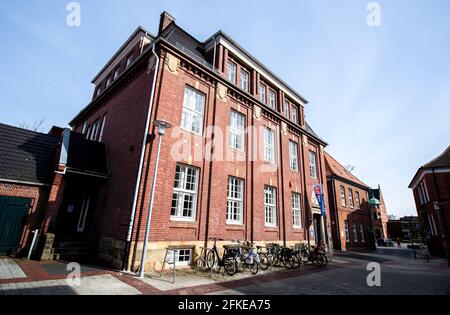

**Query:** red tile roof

left=325, top=152, right=369, bottom=188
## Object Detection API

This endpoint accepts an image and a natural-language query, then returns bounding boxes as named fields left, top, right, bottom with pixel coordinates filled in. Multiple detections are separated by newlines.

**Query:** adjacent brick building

left=409, top=145, right=450, bottom=258
left=325, top=152, right=375, bottom=251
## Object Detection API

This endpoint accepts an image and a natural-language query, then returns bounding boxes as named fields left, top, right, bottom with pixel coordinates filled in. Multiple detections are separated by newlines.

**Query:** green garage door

left=0, top=196, right=32, bottom=255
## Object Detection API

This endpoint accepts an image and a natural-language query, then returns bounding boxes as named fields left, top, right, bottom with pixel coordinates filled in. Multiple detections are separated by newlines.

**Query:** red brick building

left=325, top=153, right=375, bottom=251
left=409, top=145, right=450, bottom=258
left=1, top=12, right=334, bottom=271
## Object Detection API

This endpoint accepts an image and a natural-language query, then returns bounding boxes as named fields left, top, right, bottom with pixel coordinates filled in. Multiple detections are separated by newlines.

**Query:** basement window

left=167, top=249, right=192, bottom=266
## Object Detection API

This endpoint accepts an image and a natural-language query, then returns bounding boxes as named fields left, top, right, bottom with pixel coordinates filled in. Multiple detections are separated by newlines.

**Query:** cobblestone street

left=1, top=247, right=449, bottom=295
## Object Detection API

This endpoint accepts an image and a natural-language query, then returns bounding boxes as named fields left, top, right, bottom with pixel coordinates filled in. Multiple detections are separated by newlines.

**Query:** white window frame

left=291, top=105, right=298, bottom=123
left=360, top=223, right=365, bottom=242
left=269, top=89, right=277, bottom=109
left=309, top=151, right=317, bottom=178
left=355, top=191, right=360, bottom=209
left=170, top=164, right=199, bottom=222
left=348, top=189, right=354, bottom=208
left=284, top=100, right=290, bottom=117
left=240, top=68, right=249, bottom=92
left=229, top=111, right=245, bottom=151
left=81, top=122, right=88, bottom=135
left=344, top=220, right=350, bottom=242
left=227, top=60, right=237, bottom=84
left=340, top=186, right=346, bottom=207
left=264, top=127, right=276, bottom=163
left=264, top=186, right=277, bottom=227
left=90, top=119, right=101, bottom=141
left=98, top=115, right=107, bottom=142
left=289, top=141, right=299, bottom=171
left=167, top=249, right=192, bottom=266
left=227, top=177, right=244, bottom=225
left=126, top=54, right=134, bottom=68
left=353, top=222, right=358, bottom=242
left=292, top=192, right=302, bottom=229
left=181, top=86, right=205, bottom=135
left=259, top=82, right=267, bottom=104
left=114, top=68, right=120, bottom=80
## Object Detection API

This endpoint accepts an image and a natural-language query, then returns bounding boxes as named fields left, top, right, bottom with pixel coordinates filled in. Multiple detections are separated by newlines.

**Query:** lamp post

left=139, top=120, right=172, bottom=278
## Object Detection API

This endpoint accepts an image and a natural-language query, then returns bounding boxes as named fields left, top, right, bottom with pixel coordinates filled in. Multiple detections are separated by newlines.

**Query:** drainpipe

left=212, top=36, right=217, bottom=71
left=122, top=40, right=160, bottom=271
left=432, top=168, right=450, bottom=267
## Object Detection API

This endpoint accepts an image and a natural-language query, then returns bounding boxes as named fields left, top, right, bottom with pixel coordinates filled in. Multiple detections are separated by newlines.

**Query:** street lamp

left=139, top=119, right=172, bottom=278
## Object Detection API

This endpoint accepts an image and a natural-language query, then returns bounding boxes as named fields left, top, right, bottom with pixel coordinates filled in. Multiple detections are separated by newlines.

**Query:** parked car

left=377, top=239, right=395, bottom=247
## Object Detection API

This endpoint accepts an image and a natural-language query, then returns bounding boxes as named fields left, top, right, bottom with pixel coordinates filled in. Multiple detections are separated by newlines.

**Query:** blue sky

left=1, top=1, right=449, bottom=217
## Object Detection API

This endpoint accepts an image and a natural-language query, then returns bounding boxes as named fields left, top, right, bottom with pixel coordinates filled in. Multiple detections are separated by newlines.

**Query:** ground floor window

left=264, top=186, right=277, bottom=227
left=167, top=249, right=192, bottom=266
left=344, top=220, right=350, bottom=242
left=292, top=192, right=302, bottom=228
left=360, top=223, right=365, bottom=242
left=171, top=164, right=199, bottom=221
left=353, top=222, right=358, bottom=242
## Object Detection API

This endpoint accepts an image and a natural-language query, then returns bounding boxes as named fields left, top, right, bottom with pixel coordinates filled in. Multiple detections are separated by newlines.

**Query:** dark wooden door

left=0, top=196, right=32, bottom=255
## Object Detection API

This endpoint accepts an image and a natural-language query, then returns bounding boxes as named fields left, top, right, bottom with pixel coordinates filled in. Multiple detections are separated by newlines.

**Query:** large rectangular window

left=229, top=111, right=245, bottom=151
left=227, top=177, right=244, bottom=224
left=171, top=164, right=199, bottom=221
left=348, top=189, right=354, bottom=208
left=227, top=61, right=237, bottom=84
left=90, top=119, right=101, bottom=141
left=264, top=186, right=277, bottom=227
left=240, top=69, right=249, bottom=92
left=264, top=128, right=275, bottom=163
left=344, top=220, right=350, bottom=242
left=360, top=223, right=365, bottom=242
left=353, top=222, right=358, bottom=242
left=309, top=151, right=317, bottom=178
left=355, top=191, right=360, bottom=209
left=292, top=192, right=302, bottom=228
left=181, top=86, right=205, bottom=134
left=98, top=115, right=107, bottom=142
left=289, top=141, right=299, bottom=171
left=269, top=89, right=277, bottom=109
left=340, top=186, right=346, bottom=206
left=259, top=82, right=267, bottom=104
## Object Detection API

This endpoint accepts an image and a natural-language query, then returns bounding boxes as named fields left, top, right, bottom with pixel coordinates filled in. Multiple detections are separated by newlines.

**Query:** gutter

left=122, top=39, right=161, bottom=271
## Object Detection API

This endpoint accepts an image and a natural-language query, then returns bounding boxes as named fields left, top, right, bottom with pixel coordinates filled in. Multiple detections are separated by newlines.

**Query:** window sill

left=226, top=221, right=244, bottom=227
left=170, top=217, right=196, bottom=224
left=180, top=127, right=203, bottom=137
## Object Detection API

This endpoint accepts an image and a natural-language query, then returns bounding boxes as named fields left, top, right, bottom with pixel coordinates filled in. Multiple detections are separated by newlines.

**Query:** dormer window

left=291, top=105, right=298, bottom=123
left=240, top=69, right=249, bottom=92
left=259, top=82, right=267, bottom=104
left=269, top=89, right=277, bottom=110
left=106, top=76, right=112, bottom=88
left=227, top=61, right=237, bottom=84
left=284, top=100, right=290, bottom=117
left=126, top=53, right=134, bottom=68
left=96, top=87, right=102, bottom=97
left=114, top=68, right=120, bottom=80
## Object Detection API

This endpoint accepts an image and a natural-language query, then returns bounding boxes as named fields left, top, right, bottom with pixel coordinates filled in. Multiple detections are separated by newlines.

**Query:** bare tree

left=17, top=118, right=46, bottom=133
left=345, top=165, right=355, bottom=173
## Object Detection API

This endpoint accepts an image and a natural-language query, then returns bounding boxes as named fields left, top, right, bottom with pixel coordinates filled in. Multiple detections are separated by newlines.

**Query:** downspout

left=279, top=128, right=287, bottom=246
left=212, top=36, right=217, bottom=71
left=122, top=40, right=160, bottom=271
left=432, top=168, right=450, bottom=266
left=331, top=179, right=341, bottom=249
left=300, top=136, right=310, bottom=246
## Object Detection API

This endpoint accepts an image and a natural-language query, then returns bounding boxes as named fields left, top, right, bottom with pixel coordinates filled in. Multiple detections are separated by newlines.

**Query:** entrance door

left=0, top=196, right=32, bottom=255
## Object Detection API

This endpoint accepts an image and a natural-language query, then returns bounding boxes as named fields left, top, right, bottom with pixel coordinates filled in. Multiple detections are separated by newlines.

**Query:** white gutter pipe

left=122, top=39, right=160, bottom=271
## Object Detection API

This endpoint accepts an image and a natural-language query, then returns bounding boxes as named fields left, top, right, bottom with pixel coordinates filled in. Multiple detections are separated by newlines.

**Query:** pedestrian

left=397, top=238, right=401, bottom=248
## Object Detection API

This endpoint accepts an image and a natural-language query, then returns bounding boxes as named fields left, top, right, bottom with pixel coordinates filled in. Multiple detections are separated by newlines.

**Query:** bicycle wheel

left=282, top=255, right=295, bottom=269
left=207, top=250, right=220, bottom=273
left=247, top=261, right=259, bottom=275
left=224, top=256, right=237, bottom=276
left=258, top=253, right=270, bottom=270
left=291, top=254, right=301, bottom=269
left=317, top=254, right=328, bottom=267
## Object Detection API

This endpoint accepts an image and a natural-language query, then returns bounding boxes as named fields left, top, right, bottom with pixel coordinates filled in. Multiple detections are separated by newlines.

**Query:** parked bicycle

left=205, top=238, right=237, bottom=276
left=296, top=242, right=328, bottom=267
left=230, top=240, right=260, bottom=275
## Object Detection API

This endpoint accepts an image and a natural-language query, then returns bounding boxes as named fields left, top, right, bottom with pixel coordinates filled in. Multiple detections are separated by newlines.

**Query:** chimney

left=158, top=11, right=175, bottom=34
